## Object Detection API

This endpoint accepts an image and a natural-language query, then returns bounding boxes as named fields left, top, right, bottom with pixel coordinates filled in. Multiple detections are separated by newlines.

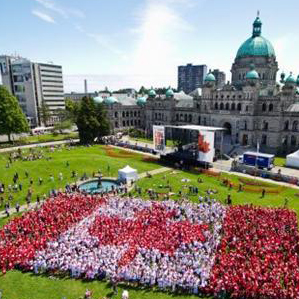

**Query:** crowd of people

left=29, top=197, right=225, bottom=295
left=0, top=193, right=105, bottom=273
left=209, top=205, right=299, bottom=298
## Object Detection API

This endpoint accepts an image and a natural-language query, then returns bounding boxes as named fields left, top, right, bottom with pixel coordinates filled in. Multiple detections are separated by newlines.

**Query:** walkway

left=0, top=139, right=79, bottom=153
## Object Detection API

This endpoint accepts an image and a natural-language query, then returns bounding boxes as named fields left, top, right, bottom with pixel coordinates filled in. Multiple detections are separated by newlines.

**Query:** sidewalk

left=0, top=139, right=79, bottom=153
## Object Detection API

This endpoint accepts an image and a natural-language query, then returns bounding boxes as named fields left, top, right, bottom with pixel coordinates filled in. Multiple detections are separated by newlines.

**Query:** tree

left=0, top=86, right=29, bottom=142
left=38, top=102, right=51, bottom=127
left=66, top=97, right=110, bottom=144
left=53, top=120, right=72, bottom=134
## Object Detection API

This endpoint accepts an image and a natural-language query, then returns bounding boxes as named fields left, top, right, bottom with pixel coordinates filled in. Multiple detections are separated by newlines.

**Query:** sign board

left=197, top=131, right=215, bottom=163
left=153, top=125, right=165, bottom=153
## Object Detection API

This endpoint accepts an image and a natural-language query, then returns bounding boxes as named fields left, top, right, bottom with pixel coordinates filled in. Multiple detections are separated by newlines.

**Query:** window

left=263, top=121, right=268, bottom=131
left=184, top=114, right=187, bottom=122
left=214, top=103, right=218, bottom=110
left=220, top=103, right=224, bottom=110
left=269, top=104, right=273, bottom=112
left=231, top=103, right=235, bottom=110
left=114, top=112, right=118, bottom=118
left=176, top=114, right=179, bottom=121
left=134, top=120, right=137, bottom=125
left=284, top=120, right=289, bottom=131
left=138, top=120, right=141, bottom=125
left=188, top=114, right=192, bottom=122
left=126, top=111, right=129, bottom=117
left=244, top=120, right=247, bottom=130
left=115, top=121, right=119, bottom=128
left=225, top=103, right=229, bottom=110
left=291, top=136, right=296, bottom=146
left=293, top=121, right=298, bottom=131
left=126, top=120, right=129, bottom=126
left=203, top=117, right=206, bottom=125
left=198, top=116, right=201, bottom=124
left=130, top=111, right=133, bottom=117
left=283, top=136, right=288, bottom=146
left=262, top=103, right=267, bottom=111
left=122, top=111, right=125, bottom=117
left=261, top=135, right=267, bottom=145
left=245, top=105, right=249, bottom=112
left=237, top=103, right=242, bottom=111
left=138, top=111, right=140, bottom=117
left=123, top=121, right=125, bottom=127
left=227, top=95, right=230, bottom=99
left=131, top=120, right=133, bottom=126
left=134, top=111, right=137, bottom=117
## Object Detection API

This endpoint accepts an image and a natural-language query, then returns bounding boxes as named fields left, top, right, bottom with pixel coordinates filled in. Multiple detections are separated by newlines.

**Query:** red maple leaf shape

left=198, top=133, right=210, bottom=153
left=89, top=204, right=208, bottom=267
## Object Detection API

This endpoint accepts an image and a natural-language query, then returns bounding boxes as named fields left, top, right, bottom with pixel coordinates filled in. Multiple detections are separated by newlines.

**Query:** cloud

left=34, top=0, right=85, bottom=19
left=32, top=10, right=56, bottom=23
left=128, top=0, right=195, bottom=83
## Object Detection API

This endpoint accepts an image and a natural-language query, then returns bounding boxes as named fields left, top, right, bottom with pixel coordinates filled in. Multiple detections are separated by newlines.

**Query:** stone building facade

left=80, top=15, right=299, bottom=155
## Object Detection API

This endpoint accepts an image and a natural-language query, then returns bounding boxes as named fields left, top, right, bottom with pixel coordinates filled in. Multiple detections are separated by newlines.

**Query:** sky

left=1, top=0, right=299, bottom=92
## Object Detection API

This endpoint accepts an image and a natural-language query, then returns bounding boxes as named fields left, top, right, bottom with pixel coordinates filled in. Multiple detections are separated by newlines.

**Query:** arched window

left=180, top=114, right=183, bottom=120
left=134, top=111, right=137, bottom=117
left=188, top=114, right=192, bottom=122
left=114, top=112, right=118, bottom=118
left=227, top=95, right=230, bottom=99
left=291, top=135, right=296, bottom=146
left=231, top=103, right=235, bottom=110
left=131, top=120, right=133, bottom=126
left=115, top=121, right=119, bottom=128
left=220, top=103, right=224, bottom=110
left=283, top=136, right=288, bottom=146
left=238, top=74, right=241, bottom=80
left=225, top=103, right=229, bottom=110
left=122, top=111, right=125, bottom=117
left=127, top=120, right=130, bottom=126
left=237, top=103, right=242, bottom=111
left=284, top=120, right=289, bottom=131
left=292, top=121, right=298, bottom=131
left=262, top=103, right=267, bottom=111
left=123, top=121, right=126, bottom=127
left=184, top=114, right=187, bottom=122
left=176, top=114, right=179, bottom=121
left=269, top=104, right=273, bottom=112
left=244, top=120, right=247, bottom=130
left=138, top=111, right=140, bottom=117
left=126, top=111, right=129, bottom=117
left=130, top=111, right=133, bottom=117
left=214, top=103, right=218, bottom=110
left=245, top=105, right=249, bottom=111
left=263, top=121, right=268, bottom=131
left=261, top=134, right=267, bottom=145
left=198, top=116, right=201, bottom=124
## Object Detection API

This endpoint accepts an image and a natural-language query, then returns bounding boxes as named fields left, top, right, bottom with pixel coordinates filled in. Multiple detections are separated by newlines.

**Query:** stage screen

left=197, top=131, right=215, bottom=163
left=153, top=125, right=165, bottom=153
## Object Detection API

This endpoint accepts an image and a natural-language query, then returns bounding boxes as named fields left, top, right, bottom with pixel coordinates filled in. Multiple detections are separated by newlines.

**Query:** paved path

left=0, top=139, right=79, bottom=153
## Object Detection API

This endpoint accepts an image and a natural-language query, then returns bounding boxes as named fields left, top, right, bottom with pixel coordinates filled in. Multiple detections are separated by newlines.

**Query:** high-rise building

left=212, top=69, right=226, bottom=89
left=0, top=55, right=64, bottom=127
left=178, top=64, right=207, bottom=94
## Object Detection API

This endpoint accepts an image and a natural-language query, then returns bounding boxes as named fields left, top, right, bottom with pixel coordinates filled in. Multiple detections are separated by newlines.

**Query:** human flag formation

left=1, top=194, right=299, bottom=298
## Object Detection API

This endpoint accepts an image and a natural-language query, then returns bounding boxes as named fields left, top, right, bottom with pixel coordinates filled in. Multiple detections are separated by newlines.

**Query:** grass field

left=0, top=145, right=299, bottom=299
left=0, top=145, right=159, bottom=210
left=130, top=137, right=174, bottom=146
left=275, top=156, right=287, bottom=167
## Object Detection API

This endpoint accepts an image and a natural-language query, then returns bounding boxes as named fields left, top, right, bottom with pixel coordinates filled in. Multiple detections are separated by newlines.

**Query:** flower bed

left=104, top=146, right=139, bottom=159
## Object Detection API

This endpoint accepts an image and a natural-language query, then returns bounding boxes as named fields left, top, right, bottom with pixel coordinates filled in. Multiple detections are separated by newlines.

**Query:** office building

left=0, top=55, right=64, bottom=127
left=177, top=64, right=207, bottom=94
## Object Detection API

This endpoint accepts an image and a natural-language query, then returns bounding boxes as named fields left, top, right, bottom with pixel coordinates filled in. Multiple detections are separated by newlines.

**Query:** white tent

left=286, top=150, right=299, bottom=168
left=118, top=165, right=138, bottom=183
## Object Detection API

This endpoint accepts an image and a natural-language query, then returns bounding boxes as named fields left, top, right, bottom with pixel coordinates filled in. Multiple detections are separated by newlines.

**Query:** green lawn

left=0, top=145, right=160, bottom=210
left=134, top=170, right=299, bottom=219
left=1, top=146, right=299, bottom=299
left=0, top=132, right=78, bottom=149
left=275, top=157, right=286, bottom=167
left=130, top=137, right=174, bottom=146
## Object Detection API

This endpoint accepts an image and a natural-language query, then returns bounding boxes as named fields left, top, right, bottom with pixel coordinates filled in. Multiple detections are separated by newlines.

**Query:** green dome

left=148, top=88, right=156, bottom=97
left=104, top=96, right=118, bottom=105
left=93, top=96, right=103, bottom=104
left=285, top=73, right=296, bottom=84
left=137, top=96, right=147, bottom=106
left=204, top=72, right=216, bottom=82
left=166, top=87, right=174, bottom=97
left=246, top=69, right=259, bottom=79
left=236, top=36, right=275, bottom=58
left=236, top=15, right=275, bottom=58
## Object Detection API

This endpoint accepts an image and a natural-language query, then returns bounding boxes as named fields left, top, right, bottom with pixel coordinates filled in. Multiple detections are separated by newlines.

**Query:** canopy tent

left=286, top=150, right=299, bottom=168
left=118, top=165, right=138, bottom=183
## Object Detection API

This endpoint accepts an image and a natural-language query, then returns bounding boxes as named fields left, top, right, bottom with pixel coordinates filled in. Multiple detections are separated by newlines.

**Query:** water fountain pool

left=79, top=179, right=120, bottom=194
